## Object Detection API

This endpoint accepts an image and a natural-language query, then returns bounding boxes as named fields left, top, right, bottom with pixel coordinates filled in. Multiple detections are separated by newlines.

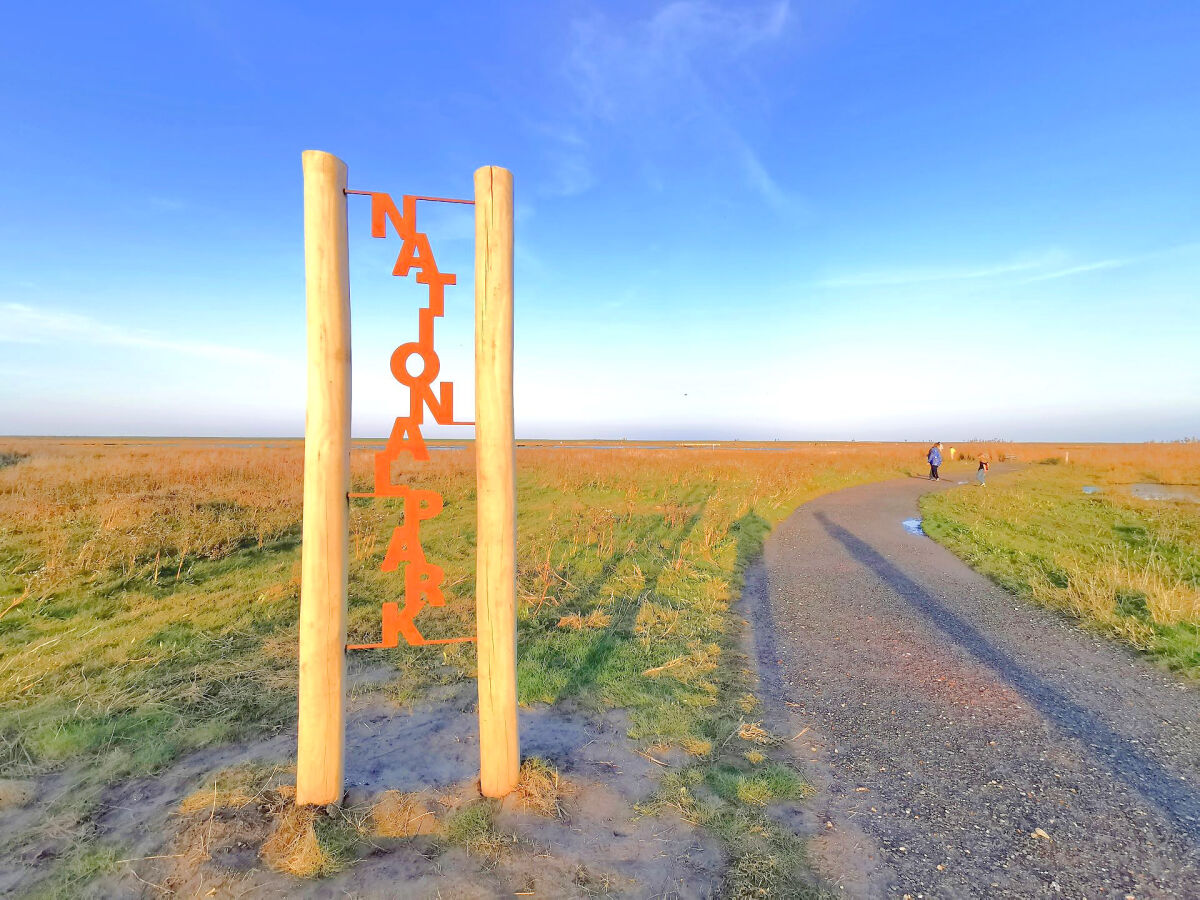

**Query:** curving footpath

left=742, top=473, right=1200, bottom=898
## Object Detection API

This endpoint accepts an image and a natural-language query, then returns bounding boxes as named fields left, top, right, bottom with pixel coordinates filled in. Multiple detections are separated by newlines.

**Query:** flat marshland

left=0, top=437, right=1197, bottom=894
left=0, top=438, right=918, bottom=895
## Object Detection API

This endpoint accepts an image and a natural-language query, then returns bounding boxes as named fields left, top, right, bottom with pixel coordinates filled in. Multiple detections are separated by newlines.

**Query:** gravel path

left=741, top=473, right=1200, bottom=898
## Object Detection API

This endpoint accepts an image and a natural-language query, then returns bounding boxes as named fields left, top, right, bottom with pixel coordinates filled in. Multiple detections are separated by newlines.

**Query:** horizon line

left=3, top=434, right=1196, bottom=445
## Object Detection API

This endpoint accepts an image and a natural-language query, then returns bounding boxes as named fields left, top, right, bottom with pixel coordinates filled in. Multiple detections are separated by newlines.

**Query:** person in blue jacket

left=927, top=442, right=943, bottom=480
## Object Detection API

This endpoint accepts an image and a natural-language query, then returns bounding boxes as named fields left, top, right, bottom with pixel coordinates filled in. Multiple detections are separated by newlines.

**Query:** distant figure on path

left=977, top=451, right=990, bottom=486
left=928, top=442, right=943, bottom=481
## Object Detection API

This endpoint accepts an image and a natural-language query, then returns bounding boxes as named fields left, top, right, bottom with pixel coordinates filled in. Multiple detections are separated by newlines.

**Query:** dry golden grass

left=178, top=762, right=293, bottom=814
left=0, top=439, right=305, bottom=594
left=370, top=790, right=440, bottom=837
left=0, top=778, right=35, bottom=809
left=514, top=757, right=567, bottom=817
left=680, top=736, right=713, bottom=756
left=555, top=610, right=611, bottom=630
left=949, top=441, right=1200, bottom=484
left=259, top=803, right=362, bottom=878
left=260, top=805, right=327, bottom=877
left=735, top=721, right=774, bottom=745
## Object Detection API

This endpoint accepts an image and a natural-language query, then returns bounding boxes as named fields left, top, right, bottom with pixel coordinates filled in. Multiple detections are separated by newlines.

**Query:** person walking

left=928, top=442, right=943, bottom=481
left=977, top=450, right=990, bottom=487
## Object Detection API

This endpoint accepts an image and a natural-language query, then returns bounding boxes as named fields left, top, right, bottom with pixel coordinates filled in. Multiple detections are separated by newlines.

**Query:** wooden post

left=474, top=165, right=519, bottom=798
left=296, top=150, right=352, bottom=807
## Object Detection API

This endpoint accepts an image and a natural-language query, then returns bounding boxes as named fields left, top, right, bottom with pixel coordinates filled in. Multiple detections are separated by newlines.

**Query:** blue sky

left=1, top=1, right=1197, bottom=440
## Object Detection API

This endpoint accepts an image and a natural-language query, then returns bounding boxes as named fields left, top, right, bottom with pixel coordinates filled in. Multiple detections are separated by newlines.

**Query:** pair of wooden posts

left=296, top=150, right=518, bottom=806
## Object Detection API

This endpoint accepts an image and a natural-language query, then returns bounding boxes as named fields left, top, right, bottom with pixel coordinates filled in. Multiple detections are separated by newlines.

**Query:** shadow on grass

left=553, top=500, right=710, bottom=703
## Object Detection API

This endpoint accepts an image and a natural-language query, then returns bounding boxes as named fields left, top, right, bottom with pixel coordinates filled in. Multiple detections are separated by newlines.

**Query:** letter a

left=374, top=418, right=429, bottom=496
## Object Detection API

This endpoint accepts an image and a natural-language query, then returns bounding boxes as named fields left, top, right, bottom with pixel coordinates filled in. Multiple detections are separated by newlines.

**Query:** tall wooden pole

left=474, top=165, right=519, bottom=798
left=297, top=150, right=352, bottom=807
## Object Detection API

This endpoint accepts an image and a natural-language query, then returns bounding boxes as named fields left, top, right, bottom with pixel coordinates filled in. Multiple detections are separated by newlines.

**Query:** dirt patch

left=5, top=682, right=726, bottom=897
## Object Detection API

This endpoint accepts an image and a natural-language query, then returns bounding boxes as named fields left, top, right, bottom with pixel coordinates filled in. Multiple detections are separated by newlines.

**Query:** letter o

left=390, top=342, right=441, bottom=386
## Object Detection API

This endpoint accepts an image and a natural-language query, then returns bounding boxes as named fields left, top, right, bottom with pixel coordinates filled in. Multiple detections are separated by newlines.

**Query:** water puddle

left=1129, top=483, right=1200, bottom=503
left=1082, top=486, right=1102, bottom=494
left=902, top=518, right=925, bottom=536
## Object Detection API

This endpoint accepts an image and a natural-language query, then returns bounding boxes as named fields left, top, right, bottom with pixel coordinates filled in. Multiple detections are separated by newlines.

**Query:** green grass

left=26, top=843, right=122, bottom=899
left=641, top=759, right=819, bottom=899
left=921, top=464, right=1200, bottom=676
left=708, top=762, right=811, bottom=807
left=443, top=799, right=512, bottom=857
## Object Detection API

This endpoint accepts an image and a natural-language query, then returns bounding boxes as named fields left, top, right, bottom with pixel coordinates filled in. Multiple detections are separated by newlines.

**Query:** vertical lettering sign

left=347, top=192, right=476, bottom=649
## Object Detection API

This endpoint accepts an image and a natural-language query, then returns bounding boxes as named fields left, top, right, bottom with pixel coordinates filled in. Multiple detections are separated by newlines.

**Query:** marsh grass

left=922, top=447, right=1200, bottom=675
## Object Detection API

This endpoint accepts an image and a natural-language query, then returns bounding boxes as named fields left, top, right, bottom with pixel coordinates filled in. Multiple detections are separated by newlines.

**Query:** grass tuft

left=0, top=778, right=35, bottom=809
left=556, top=610, right=612, bottom=630
left=515, top=757, right=567, bottom=817
left=260, top=805, right=360, bottom=878
left=708, top=763, right=811, bottom=807
left=178, top=761, right=292, bottom=814
left=443, top=800, right=512, bottom=856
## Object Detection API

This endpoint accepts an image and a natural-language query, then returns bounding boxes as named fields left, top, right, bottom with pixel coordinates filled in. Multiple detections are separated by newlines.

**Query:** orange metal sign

left=347, top=191, right=476, bottom=650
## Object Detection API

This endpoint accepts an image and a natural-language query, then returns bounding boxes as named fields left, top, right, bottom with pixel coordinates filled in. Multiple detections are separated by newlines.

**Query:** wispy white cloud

left=1016, top=241, right=1200, bottom=283
left=543, top=150, right=596, bottom=198
left=566, top=2, right=789, bottom=120
left=732, top=136, right=788, bottom=210
left=553, top=1, right=793, bottom=207
left=0, top=302, right=286, bottom=365
left=527, top=123, right=595, bottom=198
left=1019, top=258, right=1129, bottom=283
left=820, top=241, right=1200, bottom=289
left=819, top=257, right=1052, bottom=288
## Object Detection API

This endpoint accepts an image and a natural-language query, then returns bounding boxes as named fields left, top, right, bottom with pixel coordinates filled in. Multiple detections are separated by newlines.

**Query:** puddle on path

left=1130, top=483, right=1200, bottom=503
left=902, top=517, right=925, bottom=536
left=1083, top=486, right=1102, bottom=494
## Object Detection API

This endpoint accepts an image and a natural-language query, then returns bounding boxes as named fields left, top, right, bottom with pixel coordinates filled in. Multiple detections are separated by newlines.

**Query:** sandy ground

left=2, top=681, right=729, bottom=897
left=741, top=472, right=1200, bottom=898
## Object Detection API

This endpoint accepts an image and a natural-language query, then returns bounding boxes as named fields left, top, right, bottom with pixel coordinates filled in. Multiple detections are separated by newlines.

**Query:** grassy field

left=4, top=437, right=1195, bottom=893
left=0, top=437, right=928, bottom=896
left=922, top=443, right=1200, bottom=677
